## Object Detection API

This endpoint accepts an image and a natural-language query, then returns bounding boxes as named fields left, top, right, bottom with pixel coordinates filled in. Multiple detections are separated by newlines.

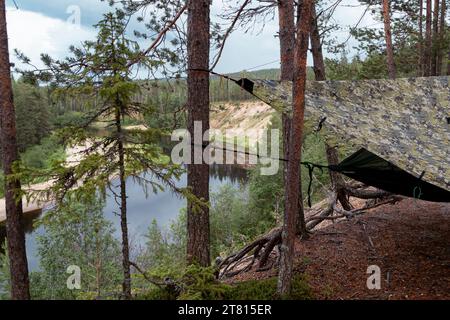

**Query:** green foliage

left=1, top=136, right=64, bottom=198
left=138, top=265, right=228, bottom=300
left=349, top=0, right=450, bottom=78
left=138, top=283, right=179, bottom=300
left=21, top=135, right=65, bottom=170
left=0, top=247, right=11, bottom=300
left=138, top=266, right=312, bottom=300
left=138, top=215, right=186, bottom=273
left=226, top=276, right=313, bottom=300
left=326, top=55, right=364, bottom=80
left=15, top=10, right=190, bottom=222
left=13, top=80, right=51, bottom=152
left=51, top=111, right=85, bottom=129
left=301, top=134, right=331, bottom=204
left=177, top=265, right=229, bottom=300
left=245, top=166, right=283, bottom=236
left=141, top=123, right=335, bottom=267
left=210, top=184, right=249, bottom=257
left=31, top=199, right=122, bottom=300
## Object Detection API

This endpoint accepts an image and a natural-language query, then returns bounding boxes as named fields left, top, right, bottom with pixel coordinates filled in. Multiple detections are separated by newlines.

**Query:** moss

left=225, top=276, right=313, bottom=300
left=137, top=266, right=313, bottom=301
left=178, top=265, right=231, bottom=300
left=138, top=286, right=179, bottom=300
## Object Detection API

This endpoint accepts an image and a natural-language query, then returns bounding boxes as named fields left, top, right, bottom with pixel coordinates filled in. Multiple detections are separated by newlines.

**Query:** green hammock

left=232, top=76, right=450, bottom=202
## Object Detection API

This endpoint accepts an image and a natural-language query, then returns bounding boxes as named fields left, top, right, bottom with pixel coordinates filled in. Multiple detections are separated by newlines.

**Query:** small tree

left=17, top=10, right=191, bottom=299
left=32, top=199, right=122, bottom=300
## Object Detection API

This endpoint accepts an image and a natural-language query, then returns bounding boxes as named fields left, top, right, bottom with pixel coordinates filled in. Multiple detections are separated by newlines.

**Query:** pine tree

left=0, top=0, right=30, bottom=300
left=277, top=0, right=313, bottom=296
left=277, top=0, right=295, bottom=229
left=437, top=0, right=446, bottom=75
left=186, top=0, right=211, bottom=267
left=16, top=10, right=188, bottom=299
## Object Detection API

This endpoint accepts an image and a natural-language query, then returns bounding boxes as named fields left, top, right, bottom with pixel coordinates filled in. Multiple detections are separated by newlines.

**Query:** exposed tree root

left=218, top=227, right=281, bottom=279
left=218, top=183, right=402, bottom=279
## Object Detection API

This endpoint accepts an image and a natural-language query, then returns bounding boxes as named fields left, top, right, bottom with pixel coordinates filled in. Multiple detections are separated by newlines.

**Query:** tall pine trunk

left=277, top=0, right=312, bottom=296
left=310, top=3, right=352, bottom=211
left=278, top=0, right=307, bottom=235
left=437, top=0, right=446, bottom=75
left=186, top=0, right=210, bottom=266
left=424, top=0, right=433, bottom=76
left=419, top=0, right=424, bottom=76
left=115, top=106, right=132, bottom=299
left=432, top=0, right=440, bottom=75
left=382, top=0, right=397, bottom=79
left=0, top=1, right=30, bottom=300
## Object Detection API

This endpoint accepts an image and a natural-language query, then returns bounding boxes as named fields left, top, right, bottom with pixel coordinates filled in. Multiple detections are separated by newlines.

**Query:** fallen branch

left=218, top=227, right=281, bottom=279
left=305, top=192, right=337, bottom=230
left=344, top=185, right=391, bottom=199
left=218, top=188, right=402, bottom=278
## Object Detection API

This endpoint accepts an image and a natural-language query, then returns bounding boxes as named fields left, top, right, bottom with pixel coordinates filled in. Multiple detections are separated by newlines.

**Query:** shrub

left=52, top=111, right=84, bottom=129
left=137, top=265, right=313, bottom=301
left=21, top=135, right=65, bottom=170
left=225, top=276, right=313, bottom=300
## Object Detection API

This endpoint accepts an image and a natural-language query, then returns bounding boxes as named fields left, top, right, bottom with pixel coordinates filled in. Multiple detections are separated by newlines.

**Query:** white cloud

left=6, top=6, right=96, bottom=69
left=5, top=0, right=379, bottom=75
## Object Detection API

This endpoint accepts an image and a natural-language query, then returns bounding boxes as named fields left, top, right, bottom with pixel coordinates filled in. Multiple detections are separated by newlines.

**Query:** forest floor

left=229, top=198, right=450, bottom=300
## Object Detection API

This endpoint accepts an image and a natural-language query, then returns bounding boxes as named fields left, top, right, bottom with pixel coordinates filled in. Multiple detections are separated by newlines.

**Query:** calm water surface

left=7, top=164, right=247, bottom=271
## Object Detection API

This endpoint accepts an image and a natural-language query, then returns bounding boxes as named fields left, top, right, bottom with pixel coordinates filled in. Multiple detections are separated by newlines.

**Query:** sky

left=5, top=0, right=379, bottom=74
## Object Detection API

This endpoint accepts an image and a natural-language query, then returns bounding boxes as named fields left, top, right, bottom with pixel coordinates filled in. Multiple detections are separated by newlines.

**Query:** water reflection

left=0, top=164, right=248, bottom=271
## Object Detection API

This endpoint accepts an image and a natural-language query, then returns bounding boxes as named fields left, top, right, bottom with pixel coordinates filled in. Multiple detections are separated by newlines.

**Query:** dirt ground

left=231, top=198, right=450, bottom=300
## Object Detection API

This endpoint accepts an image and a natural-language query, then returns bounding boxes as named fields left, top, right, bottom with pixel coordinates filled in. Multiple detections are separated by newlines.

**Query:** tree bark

left=448, top=50, right=450, bottom=75
left=382, top=0, right=397, bottom=79
left=0, top=0, right=30, bottom=300
left=278, top=0, right=304, bottom=234
left=310, top=3, right=352, bottom=211
left=437, top=0, right=446, bottom=75
left=310, top=6, right=326, bottom=81
left=424, top=0, right=433, bottom=76
left=115, top=106, right=132, bottom=299
left=278, top=0, right=295, bottom=83
left=277, top=0, right=312, bottom=296
left=419, top=0, right=424, bottom=76
left=186, top=0, right=210, bottom=267
left=432, top=0, right=440, bottom=75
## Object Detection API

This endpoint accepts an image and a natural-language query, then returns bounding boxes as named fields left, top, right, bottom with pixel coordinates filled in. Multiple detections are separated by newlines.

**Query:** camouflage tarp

left=234, top=76, right=450, bottom=192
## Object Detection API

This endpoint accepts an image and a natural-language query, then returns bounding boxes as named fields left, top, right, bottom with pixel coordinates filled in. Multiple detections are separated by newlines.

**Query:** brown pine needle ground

left=230, top=198, right=450, bottom=300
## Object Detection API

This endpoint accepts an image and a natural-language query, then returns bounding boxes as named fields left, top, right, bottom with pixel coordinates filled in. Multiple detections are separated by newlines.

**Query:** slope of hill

left=211, top=100, right=275, bottom=145
left=229, top=198, right=450, bottom=300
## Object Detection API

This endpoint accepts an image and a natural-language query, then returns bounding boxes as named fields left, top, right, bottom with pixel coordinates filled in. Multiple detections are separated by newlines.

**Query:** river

left=1, top=164, right=248, bottom=271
